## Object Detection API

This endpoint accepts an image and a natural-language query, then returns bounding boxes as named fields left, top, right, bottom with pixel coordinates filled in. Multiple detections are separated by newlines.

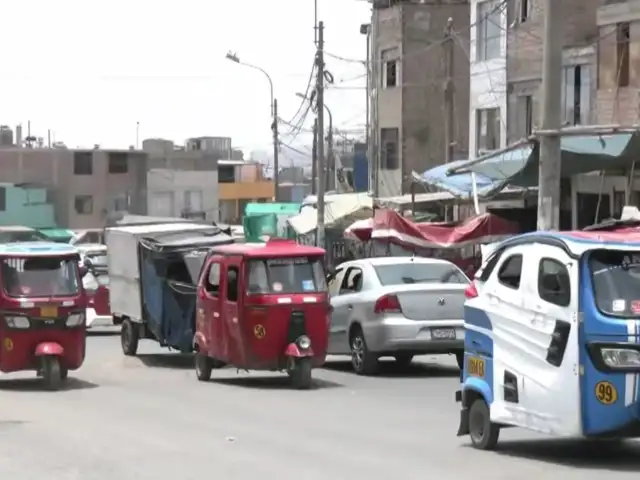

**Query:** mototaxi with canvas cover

left=106, top=222, right=233, bottom=356
left=194, top=239, right=330, bottom=389
left=456, top=231, right=640, bottom=449
left=0, top=242, right=88, bottom=390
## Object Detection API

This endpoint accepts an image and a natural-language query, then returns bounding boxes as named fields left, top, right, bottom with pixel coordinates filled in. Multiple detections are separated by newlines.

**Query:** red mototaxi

left=0, top=242, right=88, bottom=389
left=194, top=239, right=330, bottom=389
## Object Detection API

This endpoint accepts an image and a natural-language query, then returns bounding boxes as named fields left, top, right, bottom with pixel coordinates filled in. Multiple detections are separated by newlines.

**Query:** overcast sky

left=0, top=0, right=370, bottom=158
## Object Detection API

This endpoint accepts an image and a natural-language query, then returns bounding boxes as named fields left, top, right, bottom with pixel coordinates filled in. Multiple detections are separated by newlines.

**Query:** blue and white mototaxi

left=456, top=230, right=640, bottom=449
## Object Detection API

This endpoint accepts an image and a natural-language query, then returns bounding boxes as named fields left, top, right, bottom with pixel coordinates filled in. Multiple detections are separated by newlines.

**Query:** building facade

left=218, top=160, right=274, bottom=223
left=0, top=183, right=56, bottom=228
left=0, top=147, right=147, bottom=229
left=469, top=0, right=508, bottom=157
left=371, top=0, right=470, bottom=197
left=147, top=169, right=219, bottom=221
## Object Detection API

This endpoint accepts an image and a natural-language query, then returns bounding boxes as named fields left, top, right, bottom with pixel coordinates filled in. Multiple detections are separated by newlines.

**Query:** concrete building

left=505, top=0, right=599, bottom=143
left=0, top=183, right=56, bottom=228
left=0, top=147, right=147, bottom=229
left=371, top=0, right=470, bottom=197
left=469, top=0, right=507, bottom=157
left=218, top=160, right=274, bottom=223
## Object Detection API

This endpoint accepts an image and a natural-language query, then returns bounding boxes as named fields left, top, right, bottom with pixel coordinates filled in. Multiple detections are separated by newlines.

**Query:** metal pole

left=316, top=21, right=326, bottom=248
left=327, top=109, right=333, bottom=191
left=272, top=98, right=280, bottom=201
left=136, top=121, right=140, bottom=149
left=370, top=16, right=379, bottom=200
left=312, top=118, right=318, bottom=195
left=444, top=18, right=454, bottom=221
left=537, top=0, right=563, bottom=230
left=365, top=25, right=371, bottom=172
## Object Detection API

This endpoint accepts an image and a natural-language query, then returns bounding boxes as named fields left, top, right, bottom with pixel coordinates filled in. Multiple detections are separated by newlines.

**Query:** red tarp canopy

left=346, top=209, right=519, bottom=248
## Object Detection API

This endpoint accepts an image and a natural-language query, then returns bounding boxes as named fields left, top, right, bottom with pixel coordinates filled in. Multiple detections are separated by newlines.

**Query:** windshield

left=590, top=250, right=640, bottom=317
left=2, top=257, right=80, bottom=297
left=0, top=231, right=48, bottom=243
left=374, top=262, right=469, bottom=286
left=248, top=257, right=327, bottom=294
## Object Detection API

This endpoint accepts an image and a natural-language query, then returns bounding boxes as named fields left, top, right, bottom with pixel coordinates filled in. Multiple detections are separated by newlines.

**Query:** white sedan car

left=327, top=256, right=468, bottom=375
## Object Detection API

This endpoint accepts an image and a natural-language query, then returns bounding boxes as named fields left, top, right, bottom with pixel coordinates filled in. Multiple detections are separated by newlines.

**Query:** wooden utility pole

left=537, top=0, right=563, bottom=230
left=316, top=21, right=326, bottom=248
left=444, top=18, right=455, bottom=221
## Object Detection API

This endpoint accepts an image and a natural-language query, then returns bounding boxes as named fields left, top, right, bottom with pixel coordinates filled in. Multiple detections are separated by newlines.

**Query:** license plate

left=40, top=306, right=58, bottom=317
left=468, top=357, right=485, bottom=377
left=431, top=328, right=456, bottom=340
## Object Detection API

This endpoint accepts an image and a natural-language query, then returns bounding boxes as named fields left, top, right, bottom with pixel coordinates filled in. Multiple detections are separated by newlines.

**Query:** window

left=328, top=268, right=343, bottom=296
left=227, top=266, right=239, bottom=302
left=340, top=267, right=363, bottom=293
left=375, top=262, right=468, bottom=286
left=497, top=254, right=522, bottom=289
left=108, top=152, right=128, bottom=174
left=184, top=190, right=203, bottom=212
left=518, top=95, right=533, bottom=137
left=247, top=257, right=327, bottom=294
left=74, top=195, right=93, bottom=214
left=538, top=258, right=570, bottom=306
left=0, top=186, right=6, bottom=211
left=218, top=165, right=236, bottom=183
left=476, top=108, right=501, bottom=154
left=520, top=0, right=530, bottom=23
left=589, top=250, right=640, bottom=317
left=380, top=128, right=399, bottom=169
left=477, top=0, right=501, bottom=61
left=381, top=48, right=399, bottom=88
left=109, top=193, right=129, bottom=212
left=616, top=22, right=629, bottom=87
left=561, top=65, right=590, bottom=125
left=73, top=152, right=93, bottom=175
left=206, top=262, right=220, bottom=296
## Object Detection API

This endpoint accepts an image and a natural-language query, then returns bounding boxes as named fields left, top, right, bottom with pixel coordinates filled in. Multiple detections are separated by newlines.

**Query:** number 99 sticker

left=595, top=381, right=618, bottom=405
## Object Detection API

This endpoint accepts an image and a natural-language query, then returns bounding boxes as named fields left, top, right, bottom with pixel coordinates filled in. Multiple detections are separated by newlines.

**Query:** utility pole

left=316, top=21, right=326, bottom=248
left=327, top=117, right=334, bottom=192
left=272, top=99, right=280, bottom=201
left=537, top=0, right=563, bottom=230
left=312, top=118, right=318, bottom=195
left=444, top=18, right=455, bottom=221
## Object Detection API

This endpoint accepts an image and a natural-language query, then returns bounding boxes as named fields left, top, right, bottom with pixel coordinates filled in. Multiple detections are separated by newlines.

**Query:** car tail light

left=465, top=283, right=478, bottom=299
left=374, top=294, right=402, bottom=314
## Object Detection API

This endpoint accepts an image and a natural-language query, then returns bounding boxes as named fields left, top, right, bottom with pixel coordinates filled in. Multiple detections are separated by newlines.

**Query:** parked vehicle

left=0, top=226, right=50, bottom=243
left=457, top=231, right=640, bottom=449
left=106, top=222, right=233, bottom=356
left=194, top=239, right=329, bottom=389
left=0, top=242, right=88, bottom=389
left=78, top=244, right=111, bottom=329
left=327, top=257, right=468, bottom=375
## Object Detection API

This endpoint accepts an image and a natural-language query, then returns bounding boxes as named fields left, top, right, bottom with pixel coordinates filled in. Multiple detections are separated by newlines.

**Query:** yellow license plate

left=40, top=306, right=58, bottom=317
left=467, top=357, right=485, bottom=377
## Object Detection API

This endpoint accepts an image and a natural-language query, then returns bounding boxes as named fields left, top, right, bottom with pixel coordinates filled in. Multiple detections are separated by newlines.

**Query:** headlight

left=601, top=347, right=640, bottom=367
left=66, top=313, right=85, bottom=327
left=297, top=335, right=311, bottom=350
left=5, top=316, right=29, bottom=328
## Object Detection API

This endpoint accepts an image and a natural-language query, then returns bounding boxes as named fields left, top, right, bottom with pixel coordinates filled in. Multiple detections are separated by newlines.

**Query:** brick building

left=370, top=0, right=471, bottom=197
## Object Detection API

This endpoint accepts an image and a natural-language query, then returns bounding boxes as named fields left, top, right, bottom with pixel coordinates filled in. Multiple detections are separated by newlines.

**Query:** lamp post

left=296, top=92, right=333, bottom=191
left=226, top=52, right=279, bottom=200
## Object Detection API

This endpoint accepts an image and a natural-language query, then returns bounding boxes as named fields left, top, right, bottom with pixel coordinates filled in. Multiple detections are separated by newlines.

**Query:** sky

left=0, top=0, right=371, bottom=161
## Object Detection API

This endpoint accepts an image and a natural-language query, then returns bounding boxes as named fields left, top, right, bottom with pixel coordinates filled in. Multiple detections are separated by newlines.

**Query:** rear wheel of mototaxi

left=468, top=398, right=500, bottom=450
left=195, top=352, right=213, bottom=382
left=41, top=356, right=64, bottom=391
left=288, top=357, right=313, bottom=390
left=121, top=318, right=139, bottom=356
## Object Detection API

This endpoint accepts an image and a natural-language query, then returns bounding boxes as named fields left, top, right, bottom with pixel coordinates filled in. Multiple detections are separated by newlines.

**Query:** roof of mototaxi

left=0, top=241, right=80, bottom=257
left=211, top=239, right=325, bottom=258
left=497, top=230, right=640, bottom=256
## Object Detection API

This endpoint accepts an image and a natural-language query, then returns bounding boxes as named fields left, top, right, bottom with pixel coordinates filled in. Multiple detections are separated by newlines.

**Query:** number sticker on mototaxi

left=631, top=300, right=640, bottom=314
left=595, top=380, right=618, bottom=405
left=272, top=282, right=283, bottom=292
left=612, top=299, right=626, bottom=312
left=301, top=280, right=314, bottom=291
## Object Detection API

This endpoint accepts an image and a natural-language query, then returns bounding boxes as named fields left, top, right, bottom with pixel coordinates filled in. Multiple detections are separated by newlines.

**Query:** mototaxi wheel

left=121, top=319, right=139, bottom=356
left=468, top=398, right=500, bottom=450
left=195, top=352, right=213, bottom=382
left=41, top=356, right=63, bottom=391
left=350, top=328, right=378, bottom=375
left=456, top=351, right=464, bottom=370
left=288, top=357, right=313, bottom=390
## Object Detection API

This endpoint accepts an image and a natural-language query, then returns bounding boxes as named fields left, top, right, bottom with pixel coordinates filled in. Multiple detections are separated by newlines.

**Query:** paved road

left=1, top=329, right=640, bottom=479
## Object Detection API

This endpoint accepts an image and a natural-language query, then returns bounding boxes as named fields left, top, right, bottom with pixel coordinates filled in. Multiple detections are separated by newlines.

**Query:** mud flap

left=457, top=408, right=470, bottom=436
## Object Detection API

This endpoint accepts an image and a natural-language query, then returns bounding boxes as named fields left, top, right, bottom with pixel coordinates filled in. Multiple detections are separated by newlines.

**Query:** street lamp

left=226, top=51, right=279, bottom=200
left=296, top=92, right=334, bottom=191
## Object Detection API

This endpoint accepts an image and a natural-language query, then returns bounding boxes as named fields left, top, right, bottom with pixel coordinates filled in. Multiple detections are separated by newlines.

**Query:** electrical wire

left=283, top=59, right=317, bottom=133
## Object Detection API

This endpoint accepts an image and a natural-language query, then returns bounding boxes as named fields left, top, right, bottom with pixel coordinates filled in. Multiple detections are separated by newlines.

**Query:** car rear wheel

left=456, top=351, right=464, bottom=370
left=468, top=398, right=500, bottom=450
left=350, top=329, right=378, bottom=375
